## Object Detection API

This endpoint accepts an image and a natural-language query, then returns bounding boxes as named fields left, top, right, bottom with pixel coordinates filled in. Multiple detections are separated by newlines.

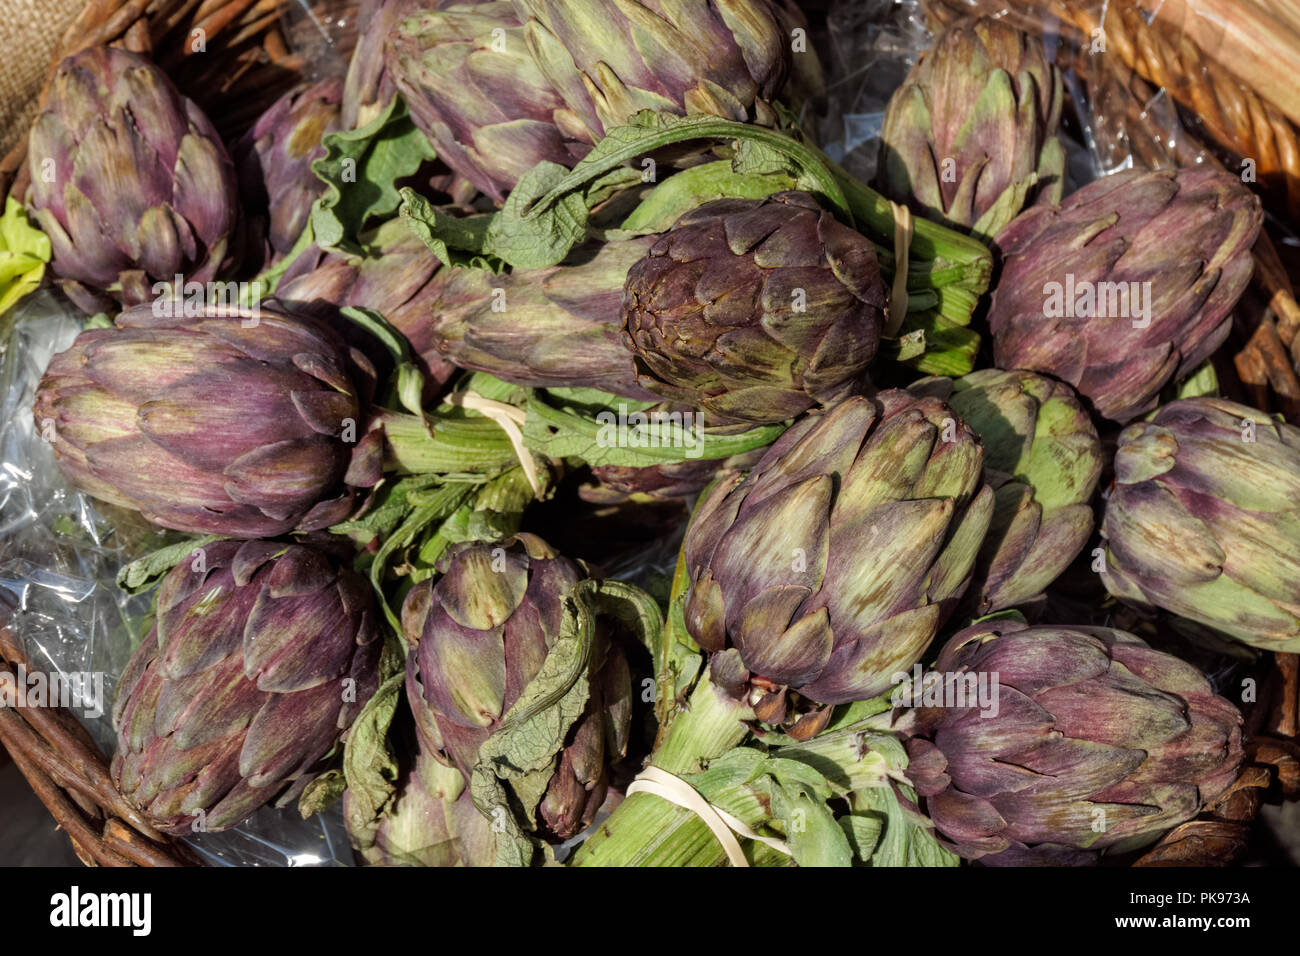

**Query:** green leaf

left=0, top=198, right=51, bottom=317
left=311, top=98, right=437, bottom=255
left=399, top=188, right=500, bottom=269
left=839, top=813, right=883, bottom=862
left=298, top=769, right=347, bottom=819
left=116, top=535, right=224, bottom=594
left=857, top=782, right=959, bottom=867
left=341, top=673, right=405, bottom=853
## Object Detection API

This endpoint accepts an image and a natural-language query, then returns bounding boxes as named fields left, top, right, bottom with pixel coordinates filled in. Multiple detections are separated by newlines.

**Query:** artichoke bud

left=33, top=304, right=377, bottom=538
left=27, top=46, right=240, bottom=313
left=621, top=192, right=887, bottom=425
left=682, top=391, right=993, bottom=721
left=902, top=620, right=1243, bottom=864
left=1102, top=397, right=1300, bottom=652
left=402, top=534, right=634, bottom=841
left=111, top=541, right=381, bottom=836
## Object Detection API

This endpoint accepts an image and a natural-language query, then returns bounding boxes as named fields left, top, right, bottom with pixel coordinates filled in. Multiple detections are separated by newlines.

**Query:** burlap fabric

left=0, top=0, right=85, bottom=155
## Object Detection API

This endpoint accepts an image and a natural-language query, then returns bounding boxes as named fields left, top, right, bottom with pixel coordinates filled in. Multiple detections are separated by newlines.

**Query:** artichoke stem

left=572, top=676, right=751, bottom=867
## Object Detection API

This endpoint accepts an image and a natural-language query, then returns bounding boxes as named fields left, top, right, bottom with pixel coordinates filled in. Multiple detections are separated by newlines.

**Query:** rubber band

left=445, top=391, right=542, bottom=497
left=626, top=765, right=792, bottom=866
left=884, top=200, right=913, bottom=338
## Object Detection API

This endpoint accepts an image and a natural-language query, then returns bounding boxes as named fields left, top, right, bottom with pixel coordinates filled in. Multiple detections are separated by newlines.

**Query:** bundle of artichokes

left=7, top=0, right=1290, bottom=871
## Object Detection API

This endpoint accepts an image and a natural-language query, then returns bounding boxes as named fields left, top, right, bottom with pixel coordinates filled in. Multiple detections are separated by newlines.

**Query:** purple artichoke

left=234, top=77, right=343, bottom=263
left=402, top=534, right=632, bottom=841
left=901, top=620, right=1243, bottom=865
left=622, top=191, right=887, bottom=425
left=683, top=391, right=993, bottom=733
left=33, top=303, right=379, bottom=538
left=386, top=1, right=585, bottom=203
left=274, top=219, right=457, bottom=391
left=988, top=167, right=1262, bottom=422
left=111, top=540, right=381, bottom=836
left=26, top=46, right=239, bottom=313
left=1101, top=396, right=1300, bottom=653
left=878, top=17, right=1065, bottom=241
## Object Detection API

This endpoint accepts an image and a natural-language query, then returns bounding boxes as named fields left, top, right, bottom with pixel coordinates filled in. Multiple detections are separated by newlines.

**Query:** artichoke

left=1101, top=396, right=1300, bottom=653
left=878, top=17, right=1064, bottom=241
left=347, top=742, right=497, bottom=867
left=111, top=540, right=381, bottom=836
left=234, top=78, right=343, bottom=263
left=913, top=369, right=1102, bottom=615
left=274, top=219, right=456, bottom=390
left=682, top=391, right=993, bottom=731
left=402, top=534, right=633, bottom=841
left=514, top=0, right=816, bottom=142
left=342, top=0, right=406, bottom=130
left=425, top=236, right=659, bottom=400
left=386, top=1, right=585, bottom=203
left=26, top=46, right=239, bottom=314
left=621, top=191, right=887, bottom=424
left=33, top=304, right=378, bottom=538
left=988, top=168, right=1262, bottom=422
left=901, top=619, right=1243, bottom=865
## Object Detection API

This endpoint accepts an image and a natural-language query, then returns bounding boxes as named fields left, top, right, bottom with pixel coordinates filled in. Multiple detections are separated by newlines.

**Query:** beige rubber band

left=884, top=201, right=913, bottom=338
left=445, top=391, right=542, bottom=497
left=626, top=765, right=792, bottom=866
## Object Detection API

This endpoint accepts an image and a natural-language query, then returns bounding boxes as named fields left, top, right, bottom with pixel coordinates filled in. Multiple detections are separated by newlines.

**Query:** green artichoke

left=26, top=46, right=239, bottom=313
left=913, top=369, right=1102, bottom=614
left=424, top=236, right=659, bottom=400
left=879, top=17, right=1064, bottom=241
left=111, top=540, right=382, bottom=836
left=988, top=168, right=1262, bottom=422
left=1101, top=397, right=1300, bottom=652
left=234, top=77, right=343, bottom=262
left=901, top=619, right=1243, bottom=865
left=402, top=534, right=633, bottom=841
left=386, top=1, right=585, bottom=203
left=683, top=391, right=993, bottom=731
left=621, top=191, right=887, bottom=424
left=33, top=304, right=379, bottom=538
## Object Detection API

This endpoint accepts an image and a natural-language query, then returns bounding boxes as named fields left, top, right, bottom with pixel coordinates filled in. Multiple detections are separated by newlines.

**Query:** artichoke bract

left=683, top=391, right=993, bottom=731
left=402, top=534, right=633, bottom=841
left=514, top=0, right=814, bottom=142
left=1101, top=397, right=1300, bottom=653
left=275, top=219, right=456, bottom=390
left=425, top=236, right=659, bottom=400
left=234, top=78, right=343, bottom=263
left=622, top=191, right=886, bottom=425
left=26, top=47, right=239, bottom=313
left=988, top=168, right=1262, bottom=422
left=901, top=620, right=1243, bottom=865
left=342, top=0, right=405, bottom=130
left=111, top=541, right=381, bottom=836
left=33, top=304, right=378, bottom=538
left=386, top=1, right=586, bottom=203
left=914, top=369, right=1102, bottom=614
left=878, top=17, right=1064, bottom=241
left=348, top=746, right=497, bottom=867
